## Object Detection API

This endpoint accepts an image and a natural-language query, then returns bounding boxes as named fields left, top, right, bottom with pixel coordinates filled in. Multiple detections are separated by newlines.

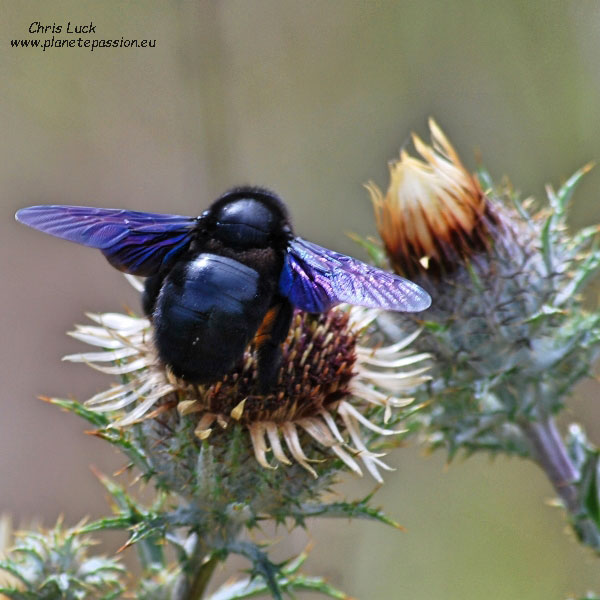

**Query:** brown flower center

left=176, top=310, right=358, bottom=425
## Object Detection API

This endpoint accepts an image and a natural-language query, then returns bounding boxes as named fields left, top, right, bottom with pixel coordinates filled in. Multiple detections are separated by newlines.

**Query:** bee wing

left=15, top=205, right=197, bottom=276
left=279, top=237, right=432, bottom=313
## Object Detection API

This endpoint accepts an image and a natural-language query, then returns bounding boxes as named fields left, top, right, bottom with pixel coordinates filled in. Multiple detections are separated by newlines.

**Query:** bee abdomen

left=154, top=253, right=271, bottom=383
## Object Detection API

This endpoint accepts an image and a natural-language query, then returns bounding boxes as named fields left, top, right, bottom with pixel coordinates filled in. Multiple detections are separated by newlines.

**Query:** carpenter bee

left=16, top=187, right=431, bottom=391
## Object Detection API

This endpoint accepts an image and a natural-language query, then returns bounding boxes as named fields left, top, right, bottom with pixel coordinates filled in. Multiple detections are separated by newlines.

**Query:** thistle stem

left=186, top=555, right=219, bottom=600
left=172, top=544, right=219, bottom=600
left=520, top=416, right=600, bottom=549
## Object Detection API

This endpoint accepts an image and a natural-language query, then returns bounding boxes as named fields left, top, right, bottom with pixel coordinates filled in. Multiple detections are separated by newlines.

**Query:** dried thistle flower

left=368, top=118, right=600, bottom=549
left=367, top=118, right=498, bottom=280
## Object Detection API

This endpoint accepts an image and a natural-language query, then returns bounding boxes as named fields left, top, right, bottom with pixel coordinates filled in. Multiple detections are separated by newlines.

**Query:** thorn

left=113, top=464, right=129, bottom=477
left=84, top=429, right=103, bottom=437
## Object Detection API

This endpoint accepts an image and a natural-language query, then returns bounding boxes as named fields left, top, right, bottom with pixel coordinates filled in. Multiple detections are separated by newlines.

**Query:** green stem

left=172, top=543, right=219, bottom=600
left=520, top=416, right=600, bottom=549
left=186, top=555, right=219, bottom=600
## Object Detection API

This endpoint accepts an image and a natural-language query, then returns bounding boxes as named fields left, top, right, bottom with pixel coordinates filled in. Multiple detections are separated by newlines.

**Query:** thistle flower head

left=62, top=281, right=430, bottom=539
left=369, top=119, right=600, bottom=457
left=69, top=306, right=428, bottom=480
left=367, top=118, right=497, bottom=280
left=0, top=520, right=124, bottom=599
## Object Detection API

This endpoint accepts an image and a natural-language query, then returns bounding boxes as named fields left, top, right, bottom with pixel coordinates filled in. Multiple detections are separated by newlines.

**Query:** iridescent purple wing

left=15, top=205, right=197, bottom=276
left=279, top=237, right=431, bottom=313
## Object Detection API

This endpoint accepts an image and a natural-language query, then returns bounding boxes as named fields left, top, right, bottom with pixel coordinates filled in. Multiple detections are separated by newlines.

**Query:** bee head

left=204, top=186, right=293, bottom=249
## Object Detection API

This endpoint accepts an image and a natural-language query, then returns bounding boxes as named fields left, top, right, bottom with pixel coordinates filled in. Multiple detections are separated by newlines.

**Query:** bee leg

left=255, top=298, right=294, bottom=393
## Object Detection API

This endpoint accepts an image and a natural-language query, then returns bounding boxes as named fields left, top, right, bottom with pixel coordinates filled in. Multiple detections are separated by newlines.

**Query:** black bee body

left=145, top=189, right=293, bottom=389
left=16, top=186, right=432, bottom=392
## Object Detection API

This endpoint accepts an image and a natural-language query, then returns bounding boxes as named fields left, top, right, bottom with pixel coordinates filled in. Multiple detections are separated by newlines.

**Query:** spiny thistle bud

left=367, top=118, right=498, bottom=280
left=0, top=520, right=124, bottom=599
left=367, top=120, right=600, bottom=462
left=59, top=283, right=430, bottom=551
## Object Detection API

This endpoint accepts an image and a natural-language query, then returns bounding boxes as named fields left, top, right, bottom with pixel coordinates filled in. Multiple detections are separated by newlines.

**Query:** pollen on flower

left=367, top=118, right=498, bottom=279
left=64, top=297, right=430, bottom=483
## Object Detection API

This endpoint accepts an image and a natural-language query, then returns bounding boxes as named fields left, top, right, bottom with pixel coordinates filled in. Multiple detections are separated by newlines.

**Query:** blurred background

left=2, top=1, right=600, bottom=598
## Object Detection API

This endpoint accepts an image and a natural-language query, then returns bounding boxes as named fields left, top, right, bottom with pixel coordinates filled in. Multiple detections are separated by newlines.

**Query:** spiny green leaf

left=90, top=428, right=152, bottom=475
left=78, top=515, right=139, bottom=534
left=0, top=522, right=124, bottom=599
left=207, top=574, right=353, bottom=600
left=42, top=397, right=153, bottom=475
left=569, top=225, right=600, bottom=254
left=509, top=192, right=534, bottom=225
left=541, top=214, right=554, bottom=277
left=294, top=493, right=402, bottom=529
left=579, top=452, right=600, bottom=530
left=79, top=473, right=168, bottom=567
left=0, top=561, right=33, bottom=588
left=555, top=245, right=600, bottom=305
left=225, top=541, right=285, bottom=600
left=278, top=548, right=308, bottom=575
left=207, top=548, right=353, bottom=600
left=475, top=166, right=495, bottom=196
left=524, top=305, right=566, bottom=324
left=93, top=469, right=139, bottom=512
left=554, top=163, right=594, bottom=216
left=41, top=397, right=111, bottom=428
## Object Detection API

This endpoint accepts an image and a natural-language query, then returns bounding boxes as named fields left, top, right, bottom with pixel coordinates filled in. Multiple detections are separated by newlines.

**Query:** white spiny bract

left=0, top=521, right=124, bottom=599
